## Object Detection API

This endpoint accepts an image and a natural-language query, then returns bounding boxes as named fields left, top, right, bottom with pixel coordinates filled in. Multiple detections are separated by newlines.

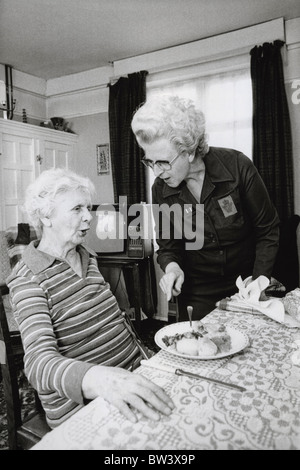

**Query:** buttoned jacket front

left=152, top=147, right=279, bottom=295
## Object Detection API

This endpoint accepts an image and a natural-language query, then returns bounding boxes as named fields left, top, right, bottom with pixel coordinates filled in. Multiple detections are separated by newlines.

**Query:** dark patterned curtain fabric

left=250, top=41, right=298, bottom=290
left=108, top=71, right=148, bottom=205
left=108, top=70, right=157, bottom=317
left=250, top=40, right=294, bottom=222
left=272, top=214, right=300, bottom=291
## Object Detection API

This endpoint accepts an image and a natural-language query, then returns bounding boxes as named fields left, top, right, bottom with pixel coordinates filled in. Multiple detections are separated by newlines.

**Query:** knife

left=140, top=360, right=246, bottom=392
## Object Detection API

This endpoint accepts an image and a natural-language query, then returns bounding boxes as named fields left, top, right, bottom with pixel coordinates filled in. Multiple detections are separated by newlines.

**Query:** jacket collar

left=161, top=147, right=235, bottom=202
left=22, top=240, right=97, bottom=275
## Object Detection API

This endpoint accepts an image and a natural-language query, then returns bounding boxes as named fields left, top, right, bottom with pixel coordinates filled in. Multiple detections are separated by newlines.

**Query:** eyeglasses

left=141, top=153, right=182, bottom=171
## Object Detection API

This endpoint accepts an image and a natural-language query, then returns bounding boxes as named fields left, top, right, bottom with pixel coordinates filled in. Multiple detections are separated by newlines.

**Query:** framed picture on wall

left=96, top=144, right=110, bottom=174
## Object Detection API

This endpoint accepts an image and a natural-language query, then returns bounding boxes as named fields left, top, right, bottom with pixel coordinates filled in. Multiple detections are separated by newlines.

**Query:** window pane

left=205, top=80, right=235, bottom=123
left=235, top=78, right=253, bottom=120
left=208, top=129, right=235, bottom=149
left=235, top=127, right=253, bottom=158
left=147, top=68, right=253, bottom=200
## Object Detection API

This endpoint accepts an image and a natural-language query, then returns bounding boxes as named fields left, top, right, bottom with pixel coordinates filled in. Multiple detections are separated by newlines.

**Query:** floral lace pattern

left=32, top=309, right=300, bottom=450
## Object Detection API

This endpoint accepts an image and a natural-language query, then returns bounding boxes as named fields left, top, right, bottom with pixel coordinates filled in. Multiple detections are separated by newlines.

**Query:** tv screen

left=84, top=204, right=125, bottom=253
left=84, top=203, right=153, bottom=258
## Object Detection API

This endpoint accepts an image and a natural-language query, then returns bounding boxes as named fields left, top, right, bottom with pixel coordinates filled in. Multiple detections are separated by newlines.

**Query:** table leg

left=131, top=262, right=141, bottom=332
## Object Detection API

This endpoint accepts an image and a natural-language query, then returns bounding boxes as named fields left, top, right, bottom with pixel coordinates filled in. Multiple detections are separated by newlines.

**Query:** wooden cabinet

left=0, top=118, right=78, bottom=230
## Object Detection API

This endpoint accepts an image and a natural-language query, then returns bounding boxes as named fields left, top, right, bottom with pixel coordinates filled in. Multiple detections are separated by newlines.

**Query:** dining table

left=31, top=307, right=300, bottom=451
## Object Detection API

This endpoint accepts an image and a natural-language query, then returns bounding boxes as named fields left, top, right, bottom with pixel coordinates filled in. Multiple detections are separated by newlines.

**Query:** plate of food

left=154, top=321, right=249, bottom=360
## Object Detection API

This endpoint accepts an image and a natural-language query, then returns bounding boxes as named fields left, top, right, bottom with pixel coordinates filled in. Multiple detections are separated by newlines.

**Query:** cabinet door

left=38, top=139, right=74, bottom=173
left=0, top=121, right=77, bottom=230
left=0, top=132, right=37, bottom=229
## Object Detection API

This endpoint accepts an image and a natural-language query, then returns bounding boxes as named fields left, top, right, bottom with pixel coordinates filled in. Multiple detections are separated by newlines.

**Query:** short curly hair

left=23, top=168, right=95, bottom=235
left=131, top=95, right=209, bottom=158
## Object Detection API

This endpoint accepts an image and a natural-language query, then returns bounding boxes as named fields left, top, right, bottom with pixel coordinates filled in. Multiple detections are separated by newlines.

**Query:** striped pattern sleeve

left=8, top=274, right=94, bottom=405
left=7, top=247, right=143, bottom=428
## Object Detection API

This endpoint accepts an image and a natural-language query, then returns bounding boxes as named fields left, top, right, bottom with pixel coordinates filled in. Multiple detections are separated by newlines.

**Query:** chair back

left=0, top=285, right=50, bottom=450
left=0, top=286, right=23, bottom=448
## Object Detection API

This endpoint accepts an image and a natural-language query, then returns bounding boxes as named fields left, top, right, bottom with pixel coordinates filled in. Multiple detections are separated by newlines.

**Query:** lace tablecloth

left=32, top=309, right=300, bottom=450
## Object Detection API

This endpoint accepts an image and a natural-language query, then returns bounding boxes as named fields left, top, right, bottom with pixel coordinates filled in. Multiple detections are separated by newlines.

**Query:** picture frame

left=96, top=144, right=110, bottom=174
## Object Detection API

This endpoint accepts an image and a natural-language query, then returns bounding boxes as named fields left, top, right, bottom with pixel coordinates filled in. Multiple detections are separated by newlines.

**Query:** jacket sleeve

left=238, top=152, right=280, bottom=279
left=7, top=274, right=94, bottom=404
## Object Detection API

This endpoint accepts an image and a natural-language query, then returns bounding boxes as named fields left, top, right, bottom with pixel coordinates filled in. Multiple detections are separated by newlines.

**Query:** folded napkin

left=217, top=275, right=300, bottom=327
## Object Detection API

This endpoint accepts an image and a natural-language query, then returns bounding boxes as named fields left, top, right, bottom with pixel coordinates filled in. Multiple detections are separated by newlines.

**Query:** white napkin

left=217, top=276, right=300, bottom=327
left=232, top=275, right=286, bottom=323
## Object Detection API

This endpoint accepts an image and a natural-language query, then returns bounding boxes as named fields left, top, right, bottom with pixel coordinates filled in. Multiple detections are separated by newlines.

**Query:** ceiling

left=1, top=0, right=300, bottom=80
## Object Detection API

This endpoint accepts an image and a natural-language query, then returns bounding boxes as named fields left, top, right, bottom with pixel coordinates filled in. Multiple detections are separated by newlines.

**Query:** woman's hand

left=159, top=262, right=184, bottom=301
left=81, top=366, right=175, bottom=423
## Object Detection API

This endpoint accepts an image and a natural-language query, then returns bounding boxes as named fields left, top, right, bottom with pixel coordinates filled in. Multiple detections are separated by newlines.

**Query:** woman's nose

left=83, top=208, right=93, bottom=222
left=153, top=165, right=164, bottom=177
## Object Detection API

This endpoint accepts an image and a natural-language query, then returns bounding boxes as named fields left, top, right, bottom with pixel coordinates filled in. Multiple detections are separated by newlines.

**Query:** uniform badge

left=217, top=195, right=237, bottom=217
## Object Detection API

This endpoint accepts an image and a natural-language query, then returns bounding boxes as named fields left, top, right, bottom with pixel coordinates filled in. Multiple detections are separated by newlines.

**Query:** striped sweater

left=7, top=241, right=141, bottom=428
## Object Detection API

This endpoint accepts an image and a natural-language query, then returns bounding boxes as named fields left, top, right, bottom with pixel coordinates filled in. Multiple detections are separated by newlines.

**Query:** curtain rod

left=107, top=70, right=148, bottom=87
left=107, top=74, right=128, bottom=87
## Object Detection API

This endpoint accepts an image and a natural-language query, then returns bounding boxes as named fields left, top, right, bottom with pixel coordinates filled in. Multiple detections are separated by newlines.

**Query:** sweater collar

left=22, top=240, right=97, bottom=275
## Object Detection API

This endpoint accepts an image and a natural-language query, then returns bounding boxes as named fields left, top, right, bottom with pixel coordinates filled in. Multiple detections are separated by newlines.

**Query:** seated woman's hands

left=81, top=365, right=175, bottom=423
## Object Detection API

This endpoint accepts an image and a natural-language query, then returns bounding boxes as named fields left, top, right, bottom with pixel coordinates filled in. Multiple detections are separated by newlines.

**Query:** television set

left=84, top=201, right=153, bottom=259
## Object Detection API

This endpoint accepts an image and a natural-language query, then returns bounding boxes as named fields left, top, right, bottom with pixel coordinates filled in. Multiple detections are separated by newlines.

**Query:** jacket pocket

left=210, top=187, right=244, bottom=230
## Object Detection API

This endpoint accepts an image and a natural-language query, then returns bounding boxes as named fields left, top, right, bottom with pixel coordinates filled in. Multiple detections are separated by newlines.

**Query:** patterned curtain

left=250, top=40, right=294, bottom=222
left=108, top=70, right=148, bottom=205
left=108, top=70, right=157, bottom=317
left=250, top=41, right=298, bottom=290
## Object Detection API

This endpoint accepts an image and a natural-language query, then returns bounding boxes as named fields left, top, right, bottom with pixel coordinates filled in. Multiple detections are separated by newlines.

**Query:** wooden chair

left=0, top=285, right=50, bottom=450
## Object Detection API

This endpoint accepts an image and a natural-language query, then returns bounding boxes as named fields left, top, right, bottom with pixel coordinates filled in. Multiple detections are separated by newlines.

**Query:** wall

left=0, top=65, right=46, bottom=124
left=0, top=65, right=114, bottom=199
left=71, top=112, right=114, bottom=204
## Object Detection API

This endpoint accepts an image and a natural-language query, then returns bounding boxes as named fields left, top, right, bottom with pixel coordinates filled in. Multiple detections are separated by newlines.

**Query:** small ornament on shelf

left=22, top=108, right=27, bottom=123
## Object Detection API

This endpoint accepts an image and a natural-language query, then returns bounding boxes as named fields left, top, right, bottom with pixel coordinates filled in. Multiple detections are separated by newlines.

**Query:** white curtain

left=148, top=68, right=252, bottom=153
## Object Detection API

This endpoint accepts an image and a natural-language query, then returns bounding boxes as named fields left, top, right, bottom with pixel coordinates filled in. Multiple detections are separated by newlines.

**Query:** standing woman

left=7, top=168, right=174, bottom=428
left=131, top=95, right=280, bottom=321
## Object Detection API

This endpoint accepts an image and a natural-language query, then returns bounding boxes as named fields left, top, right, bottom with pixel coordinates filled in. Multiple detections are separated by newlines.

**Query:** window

left=148, top=69, right=252, bottom=156
left=146, top=68, right=253, bottom=199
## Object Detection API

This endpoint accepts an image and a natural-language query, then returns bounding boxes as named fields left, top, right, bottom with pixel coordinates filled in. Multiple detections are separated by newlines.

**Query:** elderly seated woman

left=7, top=168, right=174, bottom=429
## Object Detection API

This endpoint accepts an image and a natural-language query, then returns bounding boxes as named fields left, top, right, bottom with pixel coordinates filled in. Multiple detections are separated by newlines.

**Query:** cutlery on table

left=140, top=360, right=246, bottom=392
left=175, top=368, right=246, bottom=392
left=187, top=305, right=193, bottom=329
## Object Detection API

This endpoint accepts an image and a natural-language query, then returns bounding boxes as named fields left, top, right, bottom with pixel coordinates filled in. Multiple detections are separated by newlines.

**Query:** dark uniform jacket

left=152, top=147, right=280, bottom=306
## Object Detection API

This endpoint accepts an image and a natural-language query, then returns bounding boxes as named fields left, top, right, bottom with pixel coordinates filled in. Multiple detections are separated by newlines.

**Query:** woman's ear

left=188, top=153, right=195, bottom=163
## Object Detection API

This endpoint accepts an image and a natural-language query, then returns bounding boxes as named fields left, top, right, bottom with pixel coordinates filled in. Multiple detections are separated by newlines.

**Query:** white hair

left=24, top=167, right=95, bottom=235
left=131, top=94, right=209, bottom=157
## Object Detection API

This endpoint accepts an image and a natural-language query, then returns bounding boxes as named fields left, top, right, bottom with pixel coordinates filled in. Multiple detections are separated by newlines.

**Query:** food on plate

left=197, top=336, right=218, bottom=356
left=176, top=338, right=199, bottom=356
left=162, top=322, right=231, bottom=357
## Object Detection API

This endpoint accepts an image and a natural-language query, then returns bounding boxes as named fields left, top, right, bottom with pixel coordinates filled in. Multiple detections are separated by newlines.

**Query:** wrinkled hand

left=159, top=264, right=184, bottom=301
left=82, top=366, right=175, bottom=423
